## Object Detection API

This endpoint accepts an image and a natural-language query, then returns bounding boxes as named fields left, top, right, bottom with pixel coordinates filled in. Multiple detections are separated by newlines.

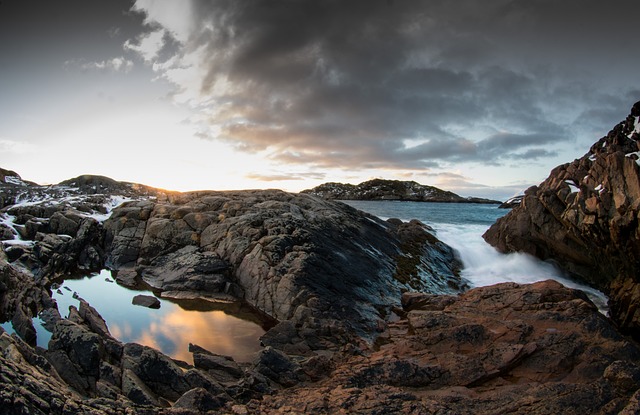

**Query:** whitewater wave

left=434, top=222, right=609, bottom=314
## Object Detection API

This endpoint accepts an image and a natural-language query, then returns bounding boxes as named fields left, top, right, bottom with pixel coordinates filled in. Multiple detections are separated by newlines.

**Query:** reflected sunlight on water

left=50, top=270, right=267, bottom=363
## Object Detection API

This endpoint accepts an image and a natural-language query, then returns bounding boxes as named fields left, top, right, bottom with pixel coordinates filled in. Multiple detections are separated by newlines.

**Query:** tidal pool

left=45, top=270, right=269, bottom=363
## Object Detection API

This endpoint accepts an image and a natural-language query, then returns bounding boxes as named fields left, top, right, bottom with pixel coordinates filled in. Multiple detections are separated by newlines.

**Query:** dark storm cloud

left=131, top=0, right=640, bottom=171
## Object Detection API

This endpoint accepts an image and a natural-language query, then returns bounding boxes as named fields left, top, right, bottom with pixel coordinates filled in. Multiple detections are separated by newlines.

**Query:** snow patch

left=82, top=195, right=134, bottom=222
left=565, top=180, right=580, bottom=193
left=2, top=239, right=35, bottom=247
left=588, top=153, right=597, bottom=161
left=629, top=116, right=640, bottom=138
left=4, top=176, right=27, bottom=186
left=625, top=151, right=640, bottom=167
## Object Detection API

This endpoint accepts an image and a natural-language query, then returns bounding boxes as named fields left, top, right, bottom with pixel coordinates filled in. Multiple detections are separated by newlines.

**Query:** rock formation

left=2, top=276, right=640, bottom=414
left=102, top=189, right=465, bottom=345
left=2, top=168, right=640, bottom=413
left=484, top=101, right=640, bottom=338
left=302, top=178, right=501, bottom=204
left=251, top=280, right=640, bottom=414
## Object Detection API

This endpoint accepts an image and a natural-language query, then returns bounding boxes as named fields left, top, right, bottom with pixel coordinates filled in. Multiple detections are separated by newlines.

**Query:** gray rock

left=122, top=342, right=192, bottom=401
left=173, top=387, right=224, bottom=411
left=104, top=189, right=465, bottom=346
left=254, top=346, right=308, bottom=387
left=131, top=294, right=161, bottom=309
left=122, top=368, right=164, bottom=407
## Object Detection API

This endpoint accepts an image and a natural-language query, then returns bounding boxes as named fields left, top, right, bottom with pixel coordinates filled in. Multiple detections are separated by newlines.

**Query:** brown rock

left=484, top=101, right=640, bottom=338
left=253, top=281, right=640, bottom=414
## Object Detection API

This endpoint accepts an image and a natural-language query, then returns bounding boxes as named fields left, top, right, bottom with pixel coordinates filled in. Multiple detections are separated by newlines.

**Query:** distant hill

left=301, top=179, right=501, bottom=204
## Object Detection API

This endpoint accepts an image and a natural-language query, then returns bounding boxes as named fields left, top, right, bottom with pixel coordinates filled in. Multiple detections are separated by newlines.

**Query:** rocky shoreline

left=2, top=120, right=640, bottom=415
left=484, top=101, right=640, bottom=341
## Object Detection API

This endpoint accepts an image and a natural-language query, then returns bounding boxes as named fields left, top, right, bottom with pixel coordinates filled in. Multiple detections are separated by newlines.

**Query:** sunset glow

left=1, top=1, right=638, bottom=200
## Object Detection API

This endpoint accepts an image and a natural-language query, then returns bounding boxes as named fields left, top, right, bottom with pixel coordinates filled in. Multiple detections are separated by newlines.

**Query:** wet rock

left=11, top=305, right=37, bottom=347
left=113, top=269, right=139, bottom=288
left=38, top=307, right=62, bottom=332
left=131, top=294, right=161, bottom=309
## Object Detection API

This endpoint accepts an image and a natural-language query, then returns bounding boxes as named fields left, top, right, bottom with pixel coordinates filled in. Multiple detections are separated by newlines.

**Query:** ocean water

left=342, top=200, right=608, bottom=312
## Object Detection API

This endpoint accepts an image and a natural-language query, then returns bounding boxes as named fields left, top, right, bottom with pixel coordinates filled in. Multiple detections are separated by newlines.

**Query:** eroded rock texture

left=104, top=190, right=464, bottom=346
left=484, top=101, right=640, bottom=338
left=249, top=281, right=640, bottom=414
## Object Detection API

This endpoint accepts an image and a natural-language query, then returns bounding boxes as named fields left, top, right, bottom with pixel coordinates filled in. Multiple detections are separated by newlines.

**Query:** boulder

left=173, top=387, right=225, bottom=411
left=131, top=294, right=161, bottom=309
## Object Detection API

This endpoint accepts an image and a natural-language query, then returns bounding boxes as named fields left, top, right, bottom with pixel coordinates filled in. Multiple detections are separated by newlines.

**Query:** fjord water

left=342, top=200, right=608, bottom=312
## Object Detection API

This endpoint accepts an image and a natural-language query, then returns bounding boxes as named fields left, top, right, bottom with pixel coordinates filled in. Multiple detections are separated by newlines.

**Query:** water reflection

left=51, top=270, right=268, bottom=363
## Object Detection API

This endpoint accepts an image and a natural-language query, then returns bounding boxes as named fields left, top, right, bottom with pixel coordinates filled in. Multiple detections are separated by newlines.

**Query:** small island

left=302, top=178, right=502, bottom=204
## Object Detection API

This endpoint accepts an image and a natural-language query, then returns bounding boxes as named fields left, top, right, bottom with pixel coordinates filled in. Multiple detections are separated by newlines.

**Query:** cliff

left=484, top=101, right=640, bottom=339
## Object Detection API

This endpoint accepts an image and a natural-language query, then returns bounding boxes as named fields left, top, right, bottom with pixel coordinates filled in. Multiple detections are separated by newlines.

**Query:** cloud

left=245, top=171, right=326, bottom=182
left=424, top=172, right=533, bottom=201
left=128, top=0, right=640, bottom=173
left=0, top=139, right=37, bottom=154
left=65, top=56, right=134, bottom=73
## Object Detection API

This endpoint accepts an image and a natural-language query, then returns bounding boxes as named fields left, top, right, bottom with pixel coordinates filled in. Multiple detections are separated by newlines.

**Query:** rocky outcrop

left=3, top=276, right=640, bottom=414
left=0, top=173, right=170, bottom=280
left=302, top=179, right=501, bottom=204
left=246, top=280, right=640, bottom=414
left=103, top=190, right=465, bottom=346
left=484, top=101, right=640, bottom=338
left=3, top=167, right=640, bottom=414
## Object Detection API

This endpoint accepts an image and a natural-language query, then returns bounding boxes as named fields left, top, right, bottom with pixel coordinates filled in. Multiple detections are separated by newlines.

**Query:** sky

left=0, top=0, right=638, bottom=201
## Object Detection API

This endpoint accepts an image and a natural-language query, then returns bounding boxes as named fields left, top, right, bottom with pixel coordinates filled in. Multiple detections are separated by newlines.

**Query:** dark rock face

left=104, top=190, right=464, bottom=344
left=0, top=259, right=49, bottom=347
left=483, top=101, right=640, bottom=338
left=302, top=178, right=501, bottom=204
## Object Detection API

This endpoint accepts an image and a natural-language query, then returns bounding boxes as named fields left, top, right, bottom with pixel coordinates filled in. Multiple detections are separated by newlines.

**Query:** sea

left=1, top=201, right=608, bottom=362
left=342, top=200, right=608, bottom=312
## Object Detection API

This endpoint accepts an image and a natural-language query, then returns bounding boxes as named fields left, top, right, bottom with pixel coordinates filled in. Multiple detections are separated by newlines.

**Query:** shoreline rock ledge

left=2, top=168, right=640, bottom=413
left=484, top=101, right=640, bottom=339
left=103, top=189, right=466, bottom=346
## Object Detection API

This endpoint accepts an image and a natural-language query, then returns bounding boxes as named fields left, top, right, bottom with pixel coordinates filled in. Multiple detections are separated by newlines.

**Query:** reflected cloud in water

left=51, top=270, right=267, bottom=363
